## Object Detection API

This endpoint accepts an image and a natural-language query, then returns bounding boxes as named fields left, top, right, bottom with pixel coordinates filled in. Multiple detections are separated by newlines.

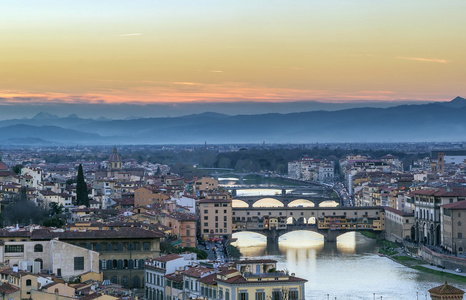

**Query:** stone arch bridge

left=232, top=195, right=341, bottom=208
left=232, top=206, right=383, bottom=244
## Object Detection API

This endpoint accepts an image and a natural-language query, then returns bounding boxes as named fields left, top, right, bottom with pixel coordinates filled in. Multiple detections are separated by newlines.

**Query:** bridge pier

left=265, top=229, right=280, bottom=246
left=324, top=230, right=339, bottom=243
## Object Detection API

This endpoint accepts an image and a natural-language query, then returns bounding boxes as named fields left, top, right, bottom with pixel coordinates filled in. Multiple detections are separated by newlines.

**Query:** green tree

left=12, top=164, right=24, bottom=175
left=76, top=164, right=89, bottom=207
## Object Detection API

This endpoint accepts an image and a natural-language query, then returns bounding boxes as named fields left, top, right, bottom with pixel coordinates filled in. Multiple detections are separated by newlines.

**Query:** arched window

left=26, top=279, right=32, bottom=286
left=111, top=276, right=118, bottom=284
left=34, top=244, right=43, bottom=252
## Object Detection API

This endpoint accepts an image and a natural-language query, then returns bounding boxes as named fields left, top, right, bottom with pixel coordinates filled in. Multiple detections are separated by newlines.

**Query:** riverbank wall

left=421, top=246, right=466, bottom=270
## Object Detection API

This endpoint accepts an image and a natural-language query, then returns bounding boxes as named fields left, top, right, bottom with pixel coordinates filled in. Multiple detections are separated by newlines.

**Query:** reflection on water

left=233, top=231, right=466, bottom=299
left=236, top=188, right=293, bottom=196
left=319, top=200, right=339, bottom=207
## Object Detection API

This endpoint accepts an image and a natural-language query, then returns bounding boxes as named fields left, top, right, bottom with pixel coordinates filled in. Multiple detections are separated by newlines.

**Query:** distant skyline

left=1, top=1, right=465, bottom=107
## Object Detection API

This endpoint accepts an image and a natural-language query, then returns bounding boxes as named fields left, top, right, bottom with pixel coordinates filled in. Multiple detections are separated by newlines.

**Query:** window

left=224, top=209, right=227, bottom=213
left=74, top=257, right=84, bottom=270
left=143, top=242, right=150, bottom=250
left=215, top=216, right=218, bottom=221
left=34, top=244, right=43, bottom=252
left=459, top=221, right=462, bottom=226
left=224, top=216, right=227, bottom=221
left=204, top=216, right=208, bottom=220
left=239, top=292, right=247, bottom=300
left=224, top=222, right=227, bottom=228
left=26, top=279, right=32, bottom=286
left=204, top=210, right=208, bottom=213
left=5, top=245, right=23, bottom=253
left=272, top=291, right=281, bottom=300
left=459, top=232, right=463, bottom=239
left=204, top=222, right=208, bottom=227
left=289, top=291, right=299, bottom=300
left=256, top=291, right=265, bottom=300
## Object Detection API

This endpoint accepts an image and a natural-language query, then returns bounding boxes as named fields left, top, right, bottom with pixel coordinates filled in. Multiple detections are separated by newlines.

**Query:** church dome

left=108, top=148, right=122, bottom=163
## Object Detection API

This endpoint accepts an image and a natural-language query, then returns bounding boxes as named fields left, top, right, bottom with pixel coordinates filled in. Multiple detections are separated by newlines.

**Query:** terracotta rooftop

left=154, top=254, right=183, bottom=262
left=441, top=200, right=466, bottom=210
left=181, top=266, right=216, bottom=278
left=0, top=283, right=19, bottom=294
left=199, top=273, right=218, bottom=285
left=30, top=227, right=164, bottom=240
left=165, top=272, right=183, bottom=282
left=384, top=207, right=414, bottom=217
left=429, top=282, right=465, bottom=295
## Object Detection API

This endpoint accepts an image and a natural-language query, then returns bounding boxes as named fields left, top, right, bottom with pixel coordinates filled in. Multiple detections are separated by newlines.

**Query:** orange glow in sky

left=1, top=1, right=465, bottom=104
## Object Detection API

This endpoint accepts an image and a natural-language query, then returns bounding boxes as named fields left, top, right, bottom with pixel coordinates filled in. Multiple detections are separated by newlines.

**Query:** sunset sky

left=1, top=0, right=465, bottom=107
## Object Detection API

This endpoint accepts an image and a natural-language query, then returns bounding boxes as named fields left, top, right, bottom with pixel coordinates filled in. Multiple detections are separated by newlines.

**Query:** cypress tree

left=76, top=164, right=89, bottom=207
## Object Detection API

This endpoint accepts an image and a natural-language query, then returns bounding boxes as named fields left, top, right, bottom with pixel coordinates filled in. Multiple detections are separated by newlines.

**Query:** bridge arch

left=253, top=198, right=284, bottom=208
left=319, top=200, right=339, bottom=207
left=231, top=231, right=267, bottom=246
left=297, top=217, right=307, bottom=225
left=286, top=217, right=297, bottom=225
left=232, top=199, right=249, bottom=208
left=280, top=229, right=325, bottom=240
left=308, top=217, right=317, bottom=225
left=288, top=199, right=315, bottom=207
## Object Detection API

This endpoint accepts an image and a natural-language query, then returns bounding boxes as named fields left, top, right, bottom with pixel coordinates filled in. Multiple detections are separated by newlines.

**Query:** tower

left=108, top=147, right=123, bottom=171
left=438, top=152, right=445, bottom=175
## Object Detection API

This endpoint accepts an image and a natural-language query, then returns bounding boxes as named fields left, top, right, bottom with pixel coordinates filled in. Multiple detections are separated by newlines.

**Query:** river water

left=232, top=231, right=466, bottom=300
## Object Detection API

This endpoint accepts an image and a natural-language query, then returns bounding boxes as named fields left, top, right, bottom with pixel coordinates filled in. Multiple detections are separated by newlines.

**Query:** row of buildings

left=287, top=157, right=334, bottom=182
left=340, top=151, right=466, bottom=257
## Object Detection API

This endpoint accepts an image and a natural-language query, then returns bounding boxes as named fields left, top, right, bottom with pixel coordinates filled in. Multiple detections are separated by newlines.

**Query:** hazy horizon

left=0, top=99, right=447, bottom=120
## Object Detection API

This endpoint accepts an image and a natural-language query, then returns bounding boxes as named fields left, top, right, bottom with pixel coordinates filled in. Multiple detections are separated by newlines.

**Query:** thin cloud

left=209, top=70, right=223, bottom=73
left=396, top=56, right=448, bottom=63
left=118, top=33, right=143, bottom=37
left=171, top=82, right=200, bottom=85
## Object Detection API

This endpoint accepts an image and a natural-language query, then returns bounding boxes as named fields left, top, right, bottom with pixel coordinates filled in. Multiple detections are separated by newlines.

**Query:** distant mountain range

left=1, top=97, right=465, bottom=145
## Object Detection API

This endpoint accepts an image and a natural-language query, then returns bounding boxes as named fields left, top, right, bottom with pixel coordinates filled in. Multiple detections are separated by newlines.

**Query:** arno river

left=223, top=182, right=466, bottom=299
left=232, top=231, right=466, bottom=300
